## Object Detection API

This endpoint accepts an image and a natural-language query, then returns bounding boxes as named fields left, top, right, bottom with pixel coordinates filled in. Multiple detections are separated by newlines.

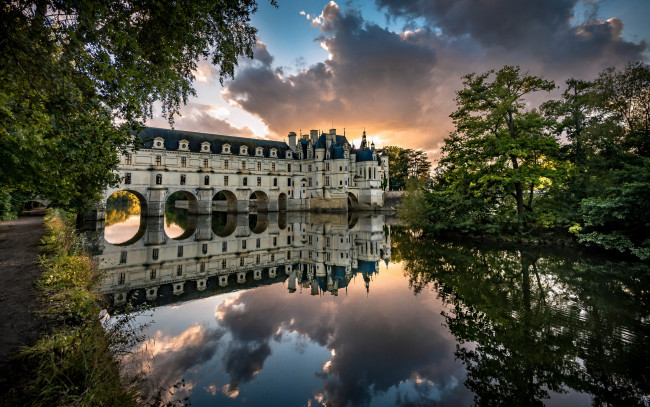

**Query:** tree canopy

left=403, top=63, right=650, bottom=260
left=0, top=0, right=275, bottom=214
left=384, top=146, right=431, bottom=190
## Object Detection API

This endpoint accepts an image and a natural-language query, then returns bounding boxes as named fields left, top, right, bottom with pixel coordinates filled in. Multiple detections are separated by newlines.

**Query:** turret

left=360, top=130, right=367, bottom=149
left=288, top=131, right=297, bottom=151
left=310, top=129, right=318, bottom=144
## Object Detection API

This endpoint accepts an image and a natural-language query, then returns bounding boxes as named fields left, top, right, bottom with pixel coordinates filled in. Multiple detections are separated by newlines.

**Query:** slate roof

left=137, top=127, right=293, bottom=159
left=355, top=148, right=376, bottom=162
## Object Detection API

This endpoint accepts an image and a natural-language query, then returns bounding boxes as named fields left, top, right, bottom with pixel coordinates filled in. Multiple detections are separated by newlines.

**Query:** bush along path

left=1, top=209, right=139, bottom=407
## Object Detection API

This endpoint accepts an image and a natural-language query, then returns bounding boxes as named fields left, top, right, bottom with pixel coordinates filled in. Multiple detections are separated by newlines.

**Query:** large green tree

left=1, top=0, right=274, bottom=213
left=410, top=66, right=559, bottom=233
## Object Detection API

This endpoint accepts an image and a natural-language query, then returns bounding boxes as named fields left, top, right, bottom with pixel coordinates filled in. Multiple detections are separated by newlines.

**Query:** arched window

left=204, top=175, right=210, bottom=185
left=156, top=174, right=162, bottom=185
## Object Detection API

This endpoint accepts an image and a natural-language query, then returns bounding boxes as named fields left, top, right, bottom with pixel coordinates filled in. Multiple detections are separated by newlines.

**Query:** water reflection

left=395, top=230, right=650, bottom=407
left=104, top=191, right=141, bottom=244
left=91, top=211, right=650, bottom=406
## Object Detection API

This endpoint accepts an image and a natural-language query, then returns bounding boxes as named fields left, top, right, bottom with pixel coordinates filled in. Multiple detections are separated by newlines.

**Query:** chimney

left=288, top=131, right=297, bottom=151
left=310, top=129, right=318, bottom=144
left=329, top=128, right=336, bottom=135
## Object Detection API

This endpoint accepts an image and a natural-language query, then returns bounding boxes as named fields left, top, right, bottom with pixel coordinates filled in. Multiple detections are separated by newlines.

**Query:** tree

left=384, top=146, right=431, bottom=190
left=0, top=0, right=275, bottom=214
left=410, top=66, right=560, bottom=234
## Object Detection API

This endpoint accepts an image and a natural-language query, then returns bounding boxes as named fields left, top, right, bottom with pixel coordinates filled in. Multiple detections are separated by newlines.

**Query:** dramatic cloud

left=147, top=102, right=255, bottom=137
left=213, top=269, right=471, bottom=406
left=223, top=1, right=646, bottom=162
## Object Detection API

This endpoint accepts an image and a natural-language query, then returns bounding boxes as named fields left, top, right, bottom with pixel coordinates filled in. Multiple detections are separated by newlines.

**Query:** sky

left=147, top=0, right=650, bottom=164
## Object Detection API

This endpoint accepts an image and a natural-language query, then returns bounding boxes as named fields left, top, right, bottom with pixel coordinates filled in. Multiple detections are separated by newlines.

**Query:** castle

left=103, top=127, right=389, bottom=216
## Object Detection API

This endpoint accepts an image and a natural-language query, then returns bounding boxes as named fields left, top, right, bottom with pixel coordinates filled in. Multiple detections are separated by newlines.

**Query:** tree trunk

left=510, top=155, right=525, bottom=221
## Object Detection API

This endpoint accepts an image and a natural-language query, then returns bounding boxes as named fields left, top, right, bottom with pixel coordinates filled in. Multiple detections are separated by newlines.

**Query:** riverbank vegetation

left=7, top=209, right=139, bottom=406
left=402, top=63, right=650, bottom=260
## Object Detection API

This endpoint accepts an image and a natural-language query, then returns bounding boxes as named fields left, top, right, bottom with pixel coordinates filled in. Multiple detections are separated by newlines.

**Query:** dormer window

left=255, top=147, right=264, bottom=157
left=239, top=145, right=248, bottom=155
left=178, top=139, right=189, bottom=151
left=270, top=148, right=277, bottom=157
left=201, top=142, right=211, bottom=153
left=286, top=151, right=292, bottom=159
left=222, top=144, right=231, bottom=154
left=153, top=137, right=165, bottom=149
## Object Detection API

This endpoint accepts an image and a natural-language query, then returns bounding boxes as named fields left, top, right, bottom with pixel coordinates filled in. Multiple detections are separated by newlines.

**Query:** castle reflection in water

left=87, top=211, right=392, bottom=307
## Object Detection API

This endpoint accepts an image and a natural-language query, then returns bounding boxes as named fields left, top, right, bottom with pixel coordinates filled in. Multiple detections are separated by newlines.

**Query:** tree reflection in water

left=394, top=229, right=650, bottom=406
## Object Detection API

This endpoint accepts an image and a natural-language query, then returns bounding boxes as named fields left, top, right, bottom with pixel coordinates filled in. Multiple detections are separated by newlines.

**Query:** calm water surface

left=86, top=203, right=650, bottom=407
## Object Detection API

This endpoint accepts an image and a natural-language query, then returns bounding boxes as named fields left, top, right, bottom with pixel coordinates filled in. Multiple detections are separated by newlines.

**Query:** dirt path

left=0, top=213, right=48, bottom=387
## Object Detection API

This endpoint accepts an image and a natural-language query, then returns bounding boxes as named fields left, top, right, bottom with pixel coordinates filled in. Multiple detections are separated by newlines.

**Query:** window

left=257, top=162, right=261, bottom=171
left=340, top=180, right=343, bottom=186
left=125, top=173, right=131, bottom=184
left=204, top=175, right=210, bottom=186
left=176, top=265, right=182, bottom=276
left=308, top=251, right=312, bottom=259
left=326, top=237, right=330, bottom=247
left=242, top=239, right=247, bottom=249
left=156, top=174, right=162, bottom=185
left=308, top=235, right=312, bottom=245
left=241, top=161, right=246, bottom=169
left=152, top=248, right=159, bottom=260
left=287, top=236, right=292, bottom=244
left=202, top=244, right=208, bottom=254
left=200, top=263, right=206, bottom=273
left=288, top=164, right=292, bottom=172
left=272, top=163, right=276, bottom=171
left=273, top=178, right=277, bottom=187
left=256, top=238, right=260, bottom=248
left=287, top=251, right=291, bottom=259
left=203, top=159, right=208, bottom=168
left=180, top=174, right=186, bottom=185
left=118, top=272, right=125, bottom=285
left=156, top=155, right=161, bottom=166
left=150, top=269, right=156, bottom=280
left=222, top=259, right=227, bottom=269
left=125, top=154, right=132, bottom=165
left=308, top=165, right=312, bottom=172
left=181, top=157, right=186, bottom=167
left=243, top=177, right=248, bottom=186
left=120, top=251, right=127, bottom=264
left=309, top=178, right=312, bottom=187
left=224, top=176, right=229, bottom=186
left=257, top=177, right=261, bottom=186
left=271, top=254, right=275, bottom=262
left=256, top=254, right=260, bottom=264
left=224, top=160, right=229, bottom=169
left=240, top=257, right=244, bottom=266
left=325, top=177, right=330, bottom=186
left=273, top=237, right=277, bottom=246
left=288, top=178, right=292, bottom=186
left=326, top=163, right=330, bottom=171
left=339, top=166, right=342, bottom=171
left=177, top=246, right=183, bottom=257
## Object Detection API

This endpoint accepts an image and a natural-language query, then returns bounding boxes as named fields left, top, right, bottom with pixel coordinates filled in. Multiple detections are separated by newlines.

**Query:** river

left=84, top=201, right=649, bottom=406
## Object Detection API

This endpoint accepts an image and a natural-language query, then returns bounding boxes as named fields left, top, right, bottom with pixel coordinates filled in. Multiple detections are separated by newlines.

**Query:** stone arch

left=22, top=199, right=48, bottom=211
left=213, top=190, right=237, bottom=212
left=106, top=189, right=148, bottom=213
left=104, top=190, right=148, bottom=245
left=347, top=192, right=360, bottom=210
left=164, top=191, right=198, bottom=239
left=249, top=212, right=268, bottom=234
left=212, top=211, right=236, bottom=237
left=249, top=190, right=269, bottom=212
left=165, top=190, right=198, bottom=213
left=278, top=193, right=288, bottom=212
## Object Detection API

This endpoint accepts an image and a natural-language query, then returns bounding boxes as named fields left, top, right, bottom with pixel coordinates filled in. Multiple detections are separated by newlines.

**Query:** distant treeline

left=402, top=63, right=650, bottom=260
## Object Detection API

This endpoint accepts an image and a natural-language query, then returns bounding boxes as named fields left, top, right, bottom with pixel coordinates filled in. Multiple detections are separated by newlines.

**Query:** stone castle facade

left=103, top=127, right=389, bottom=216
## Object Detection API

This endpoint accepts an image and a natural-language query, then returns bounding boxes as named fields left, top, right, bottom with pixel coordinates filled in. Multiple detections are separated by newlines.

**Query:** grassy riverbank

left=8, top=209, right=138, bottom=406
